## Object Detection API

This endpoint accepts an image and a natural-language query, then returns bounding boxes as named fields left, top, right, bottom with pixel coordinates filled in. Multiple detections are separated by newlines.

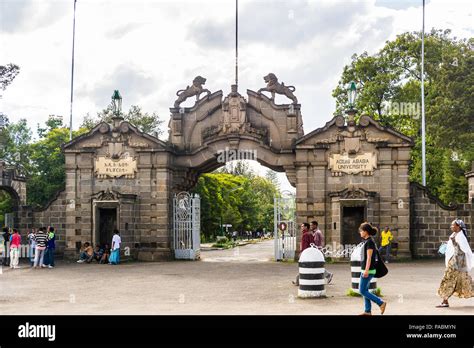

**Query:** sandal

left=380, top=302, right=387, bottom=314
left=435, top=303, right=449, bottom=308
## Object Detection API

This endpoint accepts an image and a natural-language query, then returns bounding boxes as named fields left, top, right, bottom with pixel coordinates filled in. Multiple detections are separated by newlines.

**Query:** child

left=100, top=244, right=110, bottom=264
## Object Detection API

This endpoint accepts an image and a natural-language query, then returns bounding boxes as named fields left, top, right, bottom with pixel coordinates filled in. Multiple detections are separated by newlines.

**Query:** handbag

left=374, top=248, right=388, bottom=278
left=438, top=242, right=447, bottom=255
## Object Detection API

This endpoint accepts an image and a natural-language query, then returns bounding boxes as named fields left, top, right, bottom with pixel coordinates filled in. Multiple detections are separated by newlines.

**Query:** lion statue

left=174, top=76, right=211, bottom=108
left=258, top=73, right=298, bottom=104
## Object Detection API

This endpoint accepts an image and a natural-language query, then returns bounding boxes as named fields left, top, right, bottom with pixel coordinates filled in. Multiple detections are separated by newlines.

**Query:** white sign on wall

left=329, top=152, right=377, bottom=175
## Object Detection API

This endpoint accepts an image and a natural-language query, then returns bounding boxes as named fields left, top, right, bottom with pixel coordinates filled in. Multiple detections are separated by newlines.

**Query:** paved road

left=201, top=239, right=274, bottom=262
left=1, top=241, right=473, bottom=315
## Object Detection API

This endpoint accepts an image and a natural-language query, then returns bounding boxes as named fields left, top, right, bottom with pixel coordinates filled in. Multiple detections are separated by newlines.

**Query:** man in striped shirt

left=33, top=227, right=48, bottom=269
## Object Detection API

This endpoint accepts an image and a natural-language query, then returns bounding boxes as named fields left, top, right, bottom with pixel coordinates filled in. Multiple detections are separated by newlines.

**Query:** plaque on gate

left=95, top=155, right=137, bottom=179
left=329, top=152, right=377, bottom=176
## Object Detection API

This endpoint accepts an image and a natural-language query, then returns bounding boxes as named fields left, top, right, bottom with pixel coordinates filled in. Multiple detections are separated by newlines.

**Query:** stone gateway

left=6, top=75, right=473, bottom=261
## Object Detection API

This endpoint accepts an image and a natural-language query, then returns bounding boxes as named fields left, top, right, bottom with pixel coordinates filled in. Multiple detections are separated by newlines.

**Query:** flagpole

left=235, top=0, right=238, bottom=88
left=421, top=0, right=426, bottom=186
left=69, top=0, right=77, bottom=141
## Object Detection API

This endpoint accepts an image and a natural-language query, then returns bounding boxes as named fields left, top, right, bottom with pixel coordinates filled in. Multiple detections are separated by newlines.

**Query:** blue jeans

left=359, top=274, right=383, bottom=313
left=44, top=248, right=55, bottom=267
left=29, top=245, right=36, bottom=265
left=379, top=244, right=391, bottom=262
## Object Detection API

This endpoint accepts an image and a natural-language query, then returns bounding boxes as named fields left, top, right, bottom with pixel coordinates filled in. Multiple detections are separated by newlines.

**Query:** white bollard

left=350, top=243, right=377, bottom=294
left=298, top=244, right=326, bottom=298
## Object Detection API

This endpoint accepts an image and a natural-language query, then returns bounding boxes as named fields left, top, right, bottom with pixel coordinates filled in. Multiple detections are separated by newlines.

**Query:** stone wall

left=15, top=189, right=68, bottom=257
left=410, top=182, right=473, bottom=258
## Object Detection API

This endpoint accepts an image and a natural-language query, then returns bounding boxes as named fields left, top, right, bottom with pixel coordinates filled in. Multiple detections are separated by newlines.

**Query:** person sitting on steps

left=77, top=242, right=94, bottom=263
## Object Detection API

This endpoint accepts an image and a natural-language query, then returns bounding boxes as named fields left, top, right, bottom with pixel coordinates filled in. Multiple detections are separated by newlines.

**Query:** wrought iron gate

left=274, top=191, right=296, bottom=261
left=4, top=213, right=14, bottom=228
left=173, top=192, right=201, bottom=260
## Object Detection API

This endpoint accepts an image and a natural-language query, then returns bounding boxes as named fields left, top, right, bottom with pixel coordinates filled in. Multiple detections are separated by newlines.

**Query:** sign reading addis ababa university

left=95, top=156, right=137, bottom=179
left=329, top=153, right=377, bottom=175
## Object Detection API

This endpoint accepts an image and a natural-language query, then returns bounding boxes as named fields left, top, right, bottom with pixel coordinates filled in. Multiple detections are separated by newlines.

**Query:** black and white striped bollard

left=298, top=244, right=326, bottom=298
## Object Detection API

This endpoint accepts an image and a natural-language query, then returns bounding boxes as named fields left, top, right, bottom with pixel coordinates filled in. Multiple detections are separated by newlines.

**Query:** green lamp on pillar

left=346, top=81, right=358, bottom=125
left=111, top=90, right=123, bottom=117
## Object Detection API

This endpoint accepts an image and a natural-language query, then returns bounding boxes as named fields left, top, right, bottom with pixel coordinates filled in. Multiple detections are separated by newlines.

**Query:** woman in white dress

left=436, top=219, right=473, bottom=307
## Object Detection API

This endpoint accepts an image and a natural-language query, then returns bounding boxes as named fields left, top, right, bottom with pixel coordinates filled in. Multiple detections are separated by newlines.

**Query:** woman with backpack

left=358, top=222, right=387, bottom=315
left=436, top=219, right=473, bottom=307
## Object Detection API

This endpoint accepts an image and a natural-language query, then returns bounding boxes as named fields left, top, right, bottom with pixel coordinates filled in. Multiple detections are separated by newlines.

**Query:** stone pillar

left=295, top=158, right=309, bottom=259
left=466, top=162, right=474, bottom=203
left=63, top=152, right=81, bottom=259
left=396, top=163, right=411, bottom=258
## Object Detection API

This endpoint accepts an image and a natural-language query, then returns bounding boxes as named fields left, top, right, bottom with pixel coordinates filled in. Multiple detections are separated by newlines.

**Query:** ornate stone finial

left=257, top=73, right=298, bottom=104
left=174, top=76, right=211, bottom=108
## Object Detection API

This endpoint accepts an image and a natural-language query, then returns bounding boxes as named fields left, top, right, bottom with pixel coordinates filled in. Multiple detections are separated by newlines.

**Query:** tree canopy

left=332, top=29, right=474, bottom=204
left=81, top=104, right=164, bottom=136
left=0, top=63, right=20, bottom=96
left=192, top=164, right=280, bottom=241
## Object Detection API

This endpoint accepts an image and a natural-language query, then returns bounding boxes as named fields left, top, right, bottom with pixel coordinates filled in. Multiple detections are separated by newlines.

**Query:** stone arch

left=169, top=85, right=302, bottom=192
left=0, top=161, right=27, bottom=227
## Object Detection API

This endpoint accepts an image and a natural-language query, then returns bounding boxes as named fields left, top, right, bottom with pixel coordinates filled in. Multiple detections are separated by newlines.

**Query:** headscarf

left=445, top=219, right=474, bottom=272
left=454, top=219, right=467, bottom=238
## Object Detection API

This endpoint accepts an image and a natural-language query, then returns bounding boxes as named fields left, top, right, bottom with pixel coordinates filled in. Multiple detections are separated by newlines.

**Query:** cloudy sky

left=0, top=0, right=472, bottom=190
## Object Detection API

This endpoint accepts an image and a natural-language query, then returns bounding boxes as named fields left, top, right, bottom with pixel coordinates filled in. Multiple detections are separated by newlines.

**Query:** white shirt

left=112, top=234, right=122, bottom=250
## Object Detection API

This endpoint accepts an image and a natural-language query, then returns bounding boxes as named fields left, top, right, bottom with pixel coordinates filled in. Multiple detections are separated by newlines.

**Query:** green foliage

left=333, top=29, right=474, bottom=204
left=0, top=191, right=13, bottom=226
left=192, top=171, right=279, bottom=241
left=81, top=104, right=164, bottom=136
left=0, top=118, right=33, bottom=175
left=27, top=125, right=88, bottom=207
left=0, top=63, right=20, bottom=96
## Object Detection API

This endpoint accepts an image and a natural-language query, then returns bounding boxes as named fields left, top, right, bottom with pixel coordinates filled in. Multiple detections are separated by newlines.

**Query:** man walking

left=311, top=221, right=333, bottom=284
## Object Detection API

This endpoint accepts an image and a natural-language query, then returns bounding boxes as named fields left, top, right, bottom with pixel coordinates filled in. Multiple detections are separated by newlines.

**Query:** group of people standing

left=1, top=226, right=56, bottom=269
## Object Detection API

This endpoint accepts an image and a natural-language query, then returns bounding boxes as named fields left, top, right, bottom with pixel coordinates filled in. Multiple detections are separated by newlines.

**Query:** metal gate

left=274, top=191, right=296, bottom=261
left=173, top=192, right=201, bottom=260
left=4, top=213, right=14, bottom=228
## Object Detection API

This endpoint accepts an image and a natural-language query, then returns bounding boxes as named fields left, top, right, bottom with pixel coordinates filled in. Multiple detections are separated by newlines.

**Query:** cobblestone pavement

left=1, top=240, right=472, bottom=315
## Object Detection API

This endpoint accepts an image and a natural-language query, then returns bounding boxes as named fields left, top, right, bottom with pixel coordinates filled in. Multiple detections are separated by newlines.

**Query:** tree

left=0, top=119, right=33, bottom=175
left=192, top=172, right=279, bottom=240
left=27, top=125, right=88, bottom=207
left=81, top=104, right=164, bottom=136
left=332, top=29, right=474, bottom=204
left=0, top=64, right=20, bottom=97
left=217, top=160, right=255, bottom=177
left=264, top=169, right=280, bottom=190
